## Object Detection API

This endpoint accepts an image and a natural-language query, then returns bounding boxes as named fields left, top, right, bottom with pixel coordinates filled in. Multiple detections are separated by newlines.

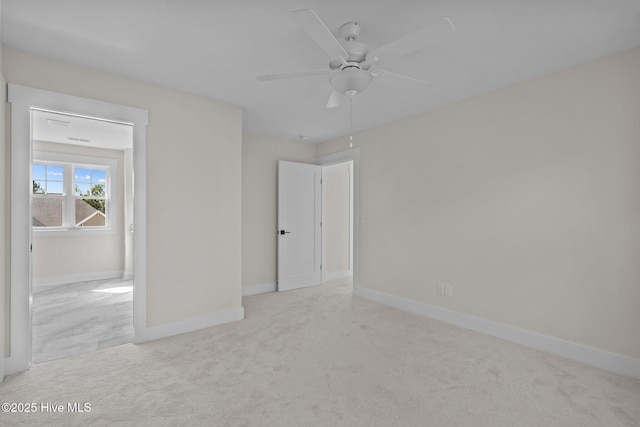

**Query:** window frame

left=32, top=151, right=117, bottom=236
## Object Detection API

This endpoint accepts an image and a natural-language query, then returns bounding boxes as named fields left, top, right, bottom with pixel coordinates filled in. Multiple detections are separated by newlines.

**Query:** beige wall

left=317, top=46, right=640, bottom=360
left=242, top=132, right=315, bottom=288
left=31, top=141, right=125, bottom=283
left=324, top=162, right=351, bottom=275
left=3, top=46, right=243, bottom=327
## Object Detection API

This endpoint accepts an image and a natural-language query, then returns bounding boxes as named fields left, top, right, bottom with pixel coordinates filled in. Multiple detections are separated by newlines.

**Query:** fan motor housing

left=340, top=22, right=360, bottom=41
left=339, top=22, right=370, bottom=63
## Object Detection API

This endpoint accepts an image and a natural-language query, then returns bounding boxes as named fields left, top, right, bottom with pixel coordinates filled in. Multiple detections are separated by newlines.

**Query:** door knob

left=279, top=230, right=291, bottom=235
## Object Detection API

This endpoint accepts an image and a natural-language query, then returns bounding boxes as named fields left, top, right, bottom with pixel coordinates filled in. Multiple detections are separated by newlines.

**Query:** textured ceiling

left=3, top=0, right=640, bottom=143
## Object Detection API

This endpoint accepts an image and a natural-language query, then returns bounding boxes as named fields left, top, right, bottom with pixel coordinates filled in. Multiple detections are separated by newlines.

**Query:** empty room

left=1, top=1, right=639, bottom=426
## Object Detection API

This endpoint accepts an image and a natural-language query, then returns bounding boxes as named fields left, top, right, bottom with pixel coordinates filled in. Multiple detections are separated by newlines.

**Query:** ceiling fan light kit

left=330, top=68, right=372, bottom=95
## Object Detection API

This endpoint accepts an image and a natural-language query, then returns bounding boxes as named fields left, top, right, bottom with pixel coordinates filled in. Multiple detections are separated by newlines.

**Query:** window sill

left=33, top=227, right=116, bottom=237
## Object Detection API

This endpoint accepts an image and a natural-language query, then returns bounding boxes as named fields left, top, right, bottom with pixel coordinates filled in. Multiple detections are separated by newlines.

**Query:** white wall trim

left=33, top=270, right=125, bottom=288
left=134, top=307, right=245, bottom=343
left=321, top=166, right=327, bottom=285
left=355, top=286, right=640, bottom=380
left=242, top=282, right=276, bottom=297
left=324, top=271, right=352, bottom=282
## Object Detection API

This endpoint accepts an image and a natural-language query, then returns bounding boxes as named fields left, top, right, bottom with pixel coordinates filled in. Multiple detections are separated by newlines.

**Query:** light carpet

left=1, top=278, right=639, bottom=426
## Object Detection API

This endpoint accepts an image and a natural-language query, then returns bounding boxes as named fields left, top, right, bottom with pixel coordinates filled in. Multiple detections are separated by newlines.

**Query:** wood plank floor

left=32, top=277, right=133, bottom=364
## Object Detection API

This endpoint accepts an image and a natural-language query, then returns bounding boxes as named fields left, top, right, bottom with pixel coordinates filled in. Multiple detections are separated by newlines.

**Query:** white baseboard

left=242, top=282, right=277, bottom=296
left=355, top=287, right=640, bottom=380
left=135, top=306, right=244, bottom=343
left=123, top=271, right=134, bottom=280
left=33, top=270, right=125, bottom=287
left=324, top=271, right=352, bottom=282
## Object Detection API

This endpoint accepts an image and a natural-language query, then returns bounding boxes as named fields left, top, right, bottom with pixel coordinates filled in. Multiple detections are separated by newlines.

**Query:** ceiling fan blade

left=370, top=18, right=456, bottom=62
left=257, top=69, right=331, bottom=81
left=326, top=90, right=343, bottom=108
left=291, top=9, right=348, bottom=59
left=374, top=69, right=429, bottom=85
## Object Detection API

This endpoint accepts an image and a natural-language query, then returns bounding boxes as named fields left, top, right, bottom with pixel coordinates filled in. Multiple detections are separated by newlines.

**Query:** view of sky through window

left=32, top=164, right=64, bottom=194
left=75, top=168, right=106, bottom=197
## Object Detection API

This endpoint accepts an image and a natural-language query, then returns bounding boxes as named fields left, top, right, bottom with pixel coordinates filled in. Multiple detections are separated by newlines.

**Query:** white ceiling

left=3, top=0, right=640, bottom=143
left=31, top=109, right=133, bottom=150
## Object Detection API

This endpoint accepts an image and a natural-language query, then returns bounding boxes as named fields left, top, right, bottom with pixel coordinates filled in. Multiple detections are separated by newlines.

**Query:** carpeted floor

left=1, top=278, right=639, bottom=426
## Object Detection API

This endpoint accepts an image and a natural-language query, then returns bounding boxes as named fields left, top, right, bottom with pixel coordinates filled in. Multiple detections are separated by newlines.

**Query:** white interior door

left=278, top=161, right=322, bottom=291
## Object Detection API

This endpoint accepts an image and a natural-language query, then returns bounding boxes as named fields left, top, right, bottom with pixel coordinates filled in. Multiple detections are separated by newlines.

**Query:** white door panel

left=278, top=161, right=322, bottom=291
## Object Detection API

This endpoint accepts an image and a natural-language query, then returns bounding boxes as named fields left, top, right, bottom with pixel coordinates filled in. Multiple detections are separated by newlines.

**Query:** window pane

left=75, top=168, right=91, bottom=183
left=33, top=164, right=46, bottom=180
left=47, top=166, right=64, bottom=180
left=75, top=183, right=91, bottom=196
left=74, top=167, right=107, bottom=198
left=33, top=180, right=46, bottom=194
left=33, top=164, right=65, bottom=195
left=93, top=169, right=106, bottom=183
left=47, top=181, right=64, bottom=195
left=33, top=197, right=63, bottom=227
left=76, top=199, right=106, bottom=227
left=91, top=184, right=106, bottom=197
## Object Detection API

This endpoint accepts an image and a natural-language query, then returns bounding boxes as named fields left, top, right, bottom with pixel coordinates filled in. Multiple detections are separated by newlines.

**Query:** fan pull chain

left=349, top=94, right=354, bottom=148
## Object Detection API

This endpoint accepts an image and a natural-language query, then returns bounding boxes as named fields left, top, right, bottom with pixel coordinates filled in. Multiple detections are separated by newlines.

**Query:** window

left=74, top=168, right=107, bottom=227
left=32, top=154, right=116, bottom=232
left=32, top=164, right=65, bottom=227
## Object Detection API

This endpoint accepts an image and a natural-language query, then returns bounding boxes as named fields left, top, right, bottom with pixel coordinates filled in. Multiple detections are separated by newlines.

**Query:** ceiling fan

left=257, top=9, right=456, bottom=108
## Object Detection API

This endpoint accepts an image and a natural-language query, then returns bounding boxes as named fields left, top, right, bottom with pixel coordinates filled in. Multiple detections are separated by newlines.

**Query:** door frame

left=320, top=160, right=354, bottom=283
left=317, top=148, right=360, bottom=290
left=5, top=84, right=149, bottom=375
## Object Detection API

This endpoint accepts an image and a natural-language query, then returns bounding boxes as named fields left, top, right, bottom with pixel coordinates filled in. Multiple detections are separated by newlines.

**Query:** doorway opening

left=6, top=84, right=149, bottom=376
left=276, top=148, right=359, bottom=293
left=318, top=148, right=359, bottom=291
left=321, top=160, right=354, bottom=289
left=30, top=109, right=134, bottom=363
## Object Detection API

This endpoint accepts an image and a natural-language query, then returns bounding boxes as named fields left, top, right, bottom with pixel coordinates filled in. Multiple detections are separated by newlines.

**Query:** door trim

left=5, top=84, right=148, bottom=375
left=317, top=148, right=360, bottom=291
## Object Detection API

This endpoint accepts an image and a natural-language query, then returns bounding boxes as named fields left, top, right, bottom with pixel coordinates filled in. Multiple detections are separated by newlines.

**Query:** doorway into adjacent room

left=276, top=149, right=358, bottom=292
left=30, top=109, right=134, bottom=363
left=321, top=160, right=354, bottom=288
left=6, top=84, right=149, bottom=375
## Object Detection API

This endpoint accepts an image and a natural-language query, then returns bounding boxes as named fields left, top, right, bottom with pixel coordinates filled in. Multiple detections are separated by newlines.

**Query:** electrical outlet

left=444, top=283, right=453, bottom=297
left=436, top=282, right=445, bottom=296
